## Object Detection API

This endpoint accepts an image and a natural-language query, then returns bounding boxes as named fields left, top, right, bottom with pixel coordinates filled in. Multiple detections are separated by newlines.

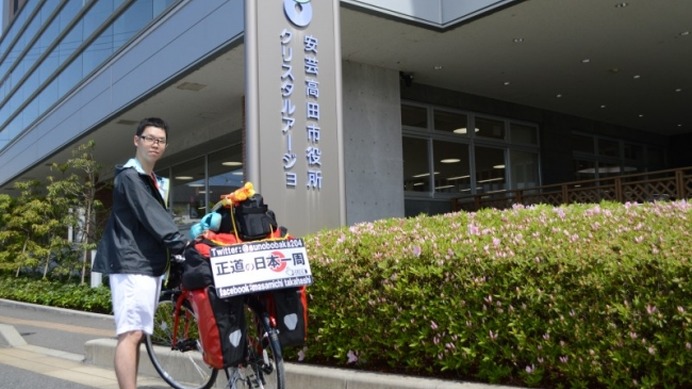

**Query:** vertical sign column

left=245, top=0, right=344, bottom=237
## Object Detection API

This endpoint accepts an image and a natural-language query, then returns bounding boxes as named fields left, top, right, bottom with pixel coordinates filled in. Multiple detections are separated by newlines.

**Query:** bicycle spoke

left=145, top=293, right=218, bottom=389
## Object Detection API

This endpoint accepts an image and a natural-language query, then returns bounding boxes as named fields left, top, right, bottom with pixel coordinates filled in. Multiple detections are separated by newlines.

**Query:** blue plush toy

left=189, top=212, right=222, bottom=239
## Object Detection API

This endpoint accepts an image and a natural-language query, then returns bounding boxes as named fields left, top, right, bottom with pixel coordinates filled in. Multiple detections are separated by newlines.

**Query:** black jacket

left=93, top=163, right=185, bottom=276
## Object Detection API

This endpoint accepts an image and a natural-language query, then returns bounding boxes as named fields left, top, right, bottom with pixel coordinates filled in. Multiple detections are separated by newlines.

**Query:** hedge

left=302, top=200, right=691, bottom=388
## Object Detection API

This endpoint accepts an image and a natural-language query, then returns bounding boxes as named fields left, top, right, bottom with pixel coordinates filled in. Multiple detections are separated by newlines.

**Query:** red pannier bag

left=188, top=286, right=246, bottom=369
left=263, top=286, right=308, bottom=348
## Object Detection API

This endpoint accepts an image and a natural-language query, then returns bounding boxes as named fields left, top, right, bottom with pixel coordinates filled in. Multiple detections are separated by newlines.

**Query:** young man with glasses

left=94, top=117, right=187, bottom=389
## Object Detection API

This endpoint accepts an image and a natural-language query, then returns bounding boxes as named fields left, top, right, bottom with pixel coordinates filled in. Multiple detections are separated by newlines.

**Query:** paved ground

left=0, top=299, right=525, bottom=389
left=0, top=299, right=171, bottom=388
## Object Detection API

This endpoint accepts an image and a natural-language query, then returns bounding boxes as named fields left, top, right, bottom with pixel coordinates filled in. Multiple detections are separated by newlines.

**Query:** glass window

left=208, top=144, right=246, bottom=201
left=402, top=103, right=540, bottom=216
left=38, top=78, right=58, bottom=112
left=647, top=147, right=666, bottom=170
left=59, top=20, right=83, bottom=63
left=403, top=137, right=430, bottom=192
left=510, top=150, right=539, bottom=190
left=22, top=98, right=39, bottom=127
left=597, top=138, right=619, bottom=157
left=474, top=147, right=506, bottom=193
left=162, top=145, right=245, bottom=228
left=511, top=122, right=538, bottom=145
left=476, top=117, right=505, bottom=140
left=153, top=0, right=177, bottom=15
left=113, top=0, right=154, bottom=49
left=167, top=157, right=207, bottom=225
left=83, top=25, right=113, bottom=75
left=623, top=142, right=643, bottom=161
left=433, top=109, right=468, bottom=136
left=597, top=161, right=622, bottom=178
left=571, top=133, right=593, bottom=153
left=57, top=56, right=82, bottom=96
left=433, top=140, right=470, bottom=193
left=83, top=0, right=116, bottom=37
left=401, top=104, right=427, bottom=128
left=575, top=159, right=596, bottom=180
left=60, top=0, right=84, bottom=31
left=38, top=50, right=59, bottom=84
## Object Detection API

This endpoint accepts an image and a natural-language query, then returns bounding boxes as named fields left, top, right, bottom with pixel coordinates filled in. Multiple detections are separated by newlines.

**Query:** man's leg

left=114, top=330, right=143, bottom=389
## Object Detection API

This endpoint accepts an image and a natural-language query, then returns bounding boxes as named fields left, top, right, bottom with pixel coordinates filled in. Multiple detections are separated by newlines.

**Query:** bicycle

left=145, top=184, right=309, bottom=389
left=144, top=266, right=286, bottom=389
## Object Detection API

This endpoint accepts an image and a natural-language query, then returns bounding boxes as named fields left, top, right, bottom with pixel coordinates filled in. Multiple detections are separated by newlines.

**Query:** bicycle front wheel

left=145, top=291, right=218, bottom=389
left=230, top=307, right=286, bottom=389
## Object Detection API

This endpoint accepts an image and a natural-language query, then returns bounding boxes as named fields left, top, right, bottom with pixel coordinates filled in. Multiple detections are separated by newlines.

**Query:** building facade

left=1, top=0, right=690, bottom=235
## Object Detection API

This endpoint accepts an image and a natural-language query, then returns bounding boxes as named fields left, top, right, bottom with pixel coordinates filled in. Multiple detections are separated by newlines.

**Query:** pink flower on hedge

left=468, top=224, right=480, bottom=235
left=525, top=364, right=535, bottom=374
left=412, top=246, right=422, bottom=257
left=346, top=350, right=358, bottom=364
left=298, top=346, right=307, bottom=361
left=430, top=320, right=438, bottom=330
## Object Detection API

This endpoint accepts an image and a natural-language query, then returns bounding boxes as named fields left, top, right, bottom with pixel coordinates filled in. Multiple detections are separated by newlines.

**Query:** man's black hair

left=136, top=117, right=169, bottom=137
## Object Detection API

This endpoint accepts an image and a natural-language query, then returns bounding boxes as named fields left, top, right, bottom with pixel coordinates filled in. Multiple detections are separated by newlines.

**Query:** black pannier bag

left=233, top=194, right=278, bottom=241
left=190, top=287, right=247, bottom=369
left=265, top=287, right=308, bottom=348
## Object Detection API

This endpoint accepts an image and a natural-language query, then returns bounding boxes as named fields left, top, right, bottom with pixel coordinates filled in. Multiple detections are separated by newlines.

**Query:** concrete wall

left=342, top=61, right=405, bottom=224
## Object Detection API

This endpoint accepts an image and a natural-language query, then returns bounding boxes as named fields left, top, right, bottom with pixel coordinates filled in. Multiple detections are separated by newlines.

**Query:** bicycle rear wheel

left=145, top=291, right=218, bottom=389
left=229, top=305, right=285, bottom=389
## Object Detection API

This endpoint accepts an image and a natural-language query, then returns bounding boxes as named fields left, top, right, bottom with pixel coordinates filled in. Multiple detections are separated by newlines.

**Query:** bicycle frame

left=171, top=289, right=197, bottom=353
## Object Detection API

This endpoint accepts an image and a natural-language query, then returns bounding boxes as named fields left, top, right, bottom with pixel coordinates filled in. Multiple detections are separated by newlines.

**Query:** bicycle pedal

left=177, top=339, right=198, bottom=352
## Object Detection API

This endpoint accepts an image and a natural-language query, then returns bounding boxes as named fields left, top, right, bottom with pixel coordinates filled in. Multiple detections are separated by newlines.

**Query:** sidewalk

left=1, top=300, right=525, bottom=389
left=0, top=324, right=168, bottom=389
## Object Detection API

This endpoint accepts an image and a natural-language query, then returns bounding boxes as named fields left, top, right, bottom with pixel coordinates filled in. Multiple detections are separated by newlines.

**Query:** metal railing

left=451, top=166, right=692, bottom=212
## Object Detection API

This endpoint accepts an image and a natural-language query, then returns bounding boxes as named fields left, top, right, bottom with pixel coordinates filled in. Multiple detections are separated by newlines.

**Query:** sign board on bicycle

left=209, top=238, right=313, bottom=298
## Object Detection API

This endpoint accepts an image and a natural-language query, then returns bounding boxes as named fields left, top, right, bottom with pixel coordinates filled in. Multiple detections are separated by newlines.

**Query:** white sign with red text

left=209, top=238, right=313, bottom=298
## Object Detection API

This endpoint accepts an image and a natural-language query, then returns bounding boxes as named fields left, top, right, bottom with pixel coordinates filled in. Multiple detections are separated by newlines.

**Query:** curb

left=84, top=338, right=523, bottom=389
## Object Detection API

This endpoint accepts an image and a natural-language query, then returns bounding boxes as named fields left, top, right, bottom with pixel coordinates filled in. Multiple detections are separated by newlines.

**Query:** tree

left=46, top=140, right=104, bottom=284
left=0, top=194, right=15, bottom=270
left=3, top=180, right=49, bottom=276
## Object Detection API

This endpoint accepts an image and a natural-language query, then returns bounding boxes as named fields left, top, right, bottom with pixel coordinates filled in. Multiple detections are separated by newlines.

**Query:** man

left=93, top=117, right=186, bottom=389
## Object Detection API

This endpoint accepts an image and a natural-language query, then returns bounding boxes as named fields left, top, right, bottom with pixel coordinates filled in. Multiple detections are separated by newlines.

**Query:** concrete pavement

left=1, top=299, right=525, bottom=388
left=0, top=323, right=168, bottom=388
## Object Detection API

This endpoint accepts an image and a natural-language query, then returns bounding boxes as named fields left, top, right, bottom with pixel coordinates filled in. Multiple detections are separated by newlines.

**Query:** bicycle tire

left=145, top=291, right=218, bottom=389
left=229, top=305, right=286, bottom=389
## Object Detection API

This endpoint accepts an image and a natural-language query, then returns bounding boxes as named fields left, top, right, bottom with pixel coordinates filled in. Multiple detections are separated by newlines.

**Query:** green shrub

left=0, top=276, right=111, bottom=313
left=2, top=200, right=689, bottom=387
left=303, top=201, right=691, bottom=388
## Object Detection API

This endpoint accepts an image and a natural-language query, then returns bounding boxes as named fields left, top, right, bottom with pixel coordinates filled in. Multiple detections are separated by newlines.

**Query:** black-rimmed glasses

left=139, top=135, right=167, bottom=146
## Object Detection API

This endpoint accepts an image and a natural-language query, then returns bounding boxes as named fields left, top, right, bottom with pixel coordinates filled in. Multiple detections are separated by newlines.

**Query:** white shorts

left=110, top=273, right=163, bottom=336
